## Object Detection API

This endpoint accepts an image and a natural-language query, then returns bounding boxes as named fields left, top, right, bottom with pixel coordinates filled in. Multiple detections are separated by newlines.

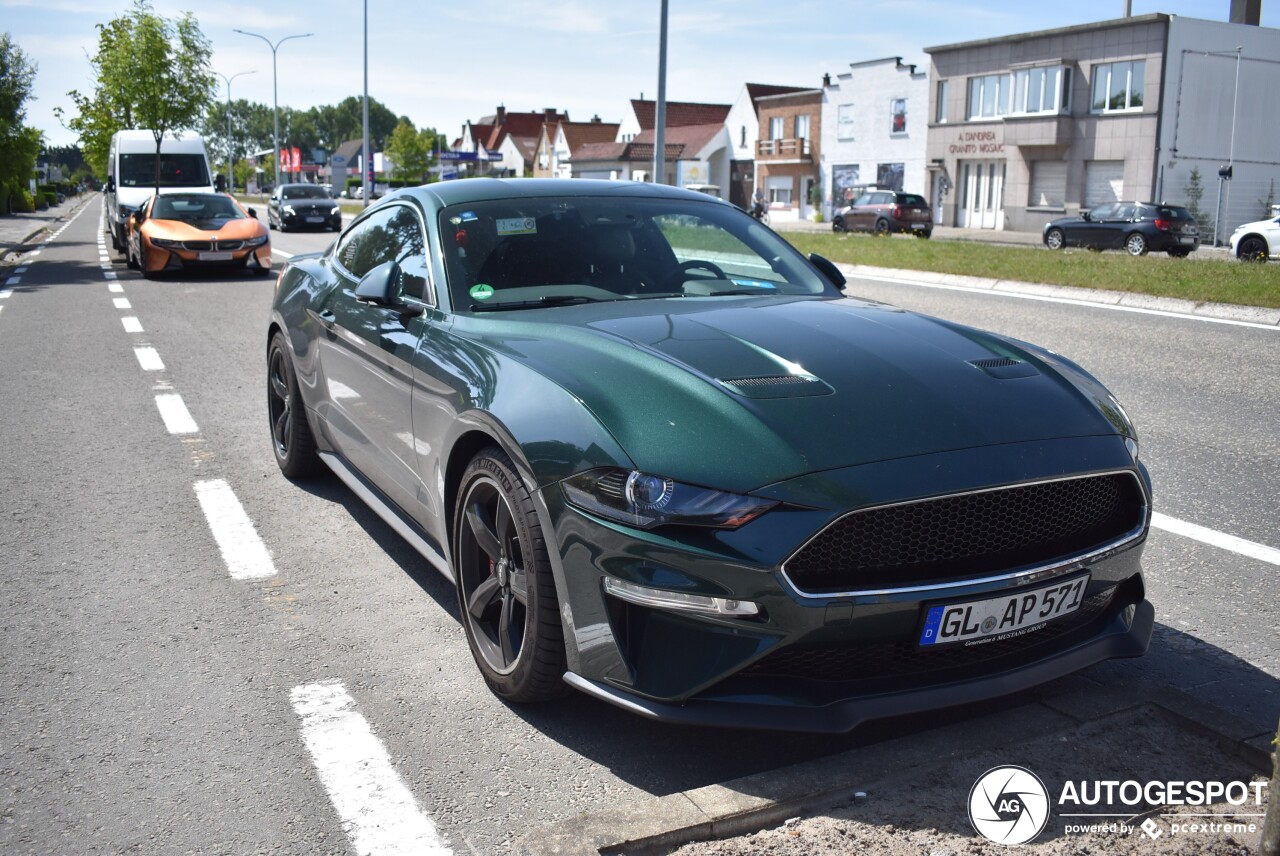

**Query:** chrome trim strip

left=779, top=469, right=1149, bottom=600
left=319, top=451, right=454, bottom=583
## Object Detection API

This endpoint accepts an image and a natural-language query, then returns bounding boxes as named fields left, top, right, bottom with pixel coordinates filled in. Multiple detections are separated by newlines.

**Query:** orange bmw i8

left=127, top=192, right=273, bottom=278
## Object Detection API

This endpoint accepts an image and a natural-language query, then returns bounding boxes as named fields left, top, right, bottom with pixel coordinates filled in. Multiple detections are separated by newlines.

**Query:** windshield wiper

left=683, top=288, right=776, bottom=297
left=470, top=294, right=602, bottom=312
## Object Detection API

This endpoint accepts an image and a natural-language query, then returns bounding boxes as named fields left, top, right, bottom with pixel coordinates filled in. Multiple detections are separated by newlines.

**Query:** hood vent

left=968, top=357, right=1041, bottom=380
left=718, top=374, right=833, bottom=399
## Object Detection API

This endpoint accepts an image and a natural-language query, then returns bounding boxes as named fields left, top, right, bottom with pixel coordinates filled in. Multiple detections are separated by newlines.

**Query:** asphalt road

left=1, top=200, right=1276, bottom=855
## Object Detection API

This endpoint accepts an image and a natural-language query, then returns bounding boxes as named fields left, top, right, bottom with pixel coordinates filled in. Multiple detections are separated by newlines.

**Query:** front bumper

left=145, top=244, right=273, bottom=274
left=547, top=435, right=1152, bottom=731
left=281, top=210, right=342, bottom=230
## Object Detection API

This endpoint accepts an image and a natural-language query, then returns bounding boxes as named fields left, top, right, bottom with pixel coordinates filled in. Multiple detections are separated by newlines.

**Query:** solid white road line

left=121, top=316, right=144, bottom=333
left=291, top=682, right=451, bottom=856
left=1152, top=512, right=1280, bottom=567
left=272, top=249, right=293, bottom=259
left=134, top=347, right=165, bottom=371
left=154, top=393, right=198, bottom=434
left=857, top=274, right=1280, bottom=332
left=112, top=297, right=131, bottom=310
left=193, top=479, right=276, bottom=580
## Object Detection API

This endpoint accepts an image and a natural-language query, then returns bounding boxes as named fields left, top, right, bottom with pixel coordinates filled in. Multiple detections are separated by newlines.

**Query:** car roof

left=399, top=178, right=730, bottom=211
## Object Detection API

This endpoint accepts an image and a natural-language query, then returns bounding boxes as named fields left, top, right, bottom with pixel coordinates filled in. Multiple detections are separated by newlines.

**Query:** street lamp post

left=216, top=70, right=255, bottom=194
left=233, top=29, right=313, bottom=189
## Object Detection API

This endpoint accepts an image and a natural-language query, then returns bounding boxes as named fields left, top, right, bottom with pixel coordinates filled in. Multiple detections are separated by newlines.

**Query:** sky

left=5, top=0, right=1279, bottom=151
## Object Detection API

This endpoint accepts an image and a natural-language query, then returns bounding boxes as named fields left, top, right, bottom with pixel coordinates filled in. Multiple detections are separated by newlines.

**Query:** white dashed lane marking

left=134, top=347, right=165, bottom=371
left=112, top=297, right=132, bottom=310
left=108, top=282, right=123, bottom=293
left=1152, top=513, right=1280, bottom=567
left=122, top=316, right=144, bottom=333
left=193, top=479, right=276, bottom=580
left=291, top=681, right=451, bottom=856
left=154, top=393, right=198, bottom=434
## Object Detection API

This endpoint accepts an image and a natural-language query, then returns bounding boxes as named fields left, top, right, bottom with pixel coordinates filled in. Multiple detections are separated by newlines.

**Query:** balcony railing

left=757, top=137, right=811, bottom=159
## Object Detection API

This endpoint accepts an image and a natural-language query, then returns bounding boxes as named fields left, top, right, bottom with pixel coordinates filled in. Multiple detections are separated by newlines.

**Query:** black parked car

left=832, top=190, right=933, bottom=238
left=1043, top=202, right=1200, bottom=257
left=268, top=183, right=343, bottom=232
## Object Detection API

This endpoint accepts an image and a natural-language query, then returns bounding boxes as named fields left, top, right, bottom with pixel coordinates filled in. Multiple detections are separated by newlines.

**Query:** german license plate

left=918, top=574, right=1090, bottom=647
left=912, top=222, right=926, bottom=230
left=306, top=216, right=325, bottom=223
left=198, top=251, right=233, bottom=261
left=1180, top=237, right=1195, bottom=245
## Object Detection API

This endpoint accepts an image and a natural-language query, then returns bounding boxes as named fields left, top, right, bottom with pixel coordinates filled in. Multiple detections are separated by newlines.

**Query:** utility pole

left=652, top=0, right=668, bottom=185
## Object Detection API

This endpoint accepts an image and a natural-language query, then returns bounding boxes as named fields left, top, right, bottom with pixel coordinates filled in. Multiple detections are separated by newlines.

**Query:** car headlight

left=243, top=235, right=268, bottom=248
left=330, top=206, right=341, bottom=215
left=283, top=204, right=295, bottom=214
left=562, top=468, right=777, bottom=529
left=151, top=238, right=183, bottom=249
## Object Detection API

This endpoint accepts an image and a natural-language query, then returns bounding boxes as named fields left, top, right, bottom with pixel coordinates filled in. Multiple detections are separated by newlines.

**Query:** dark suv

left=1043, top=202, right=1200, bottom=257
left=268, top=183, right=343, bottom=232
left=832, top=190, right=933, bottom=238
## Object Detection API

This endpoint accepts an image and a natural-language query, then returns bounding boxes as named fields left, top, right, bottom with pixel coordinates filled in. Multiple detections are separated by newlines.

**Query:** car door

left=846, top=192, right=876, bottom=231
left=1070, top=203, right=1117, bottom=247
left=315, top=202, right=434, bottom=517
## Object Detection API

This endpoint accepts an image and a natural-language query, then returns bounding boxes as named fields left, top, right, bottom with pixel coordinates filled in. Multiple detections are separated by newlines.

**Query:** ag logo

left=968, top=765, right=1050, bottom=845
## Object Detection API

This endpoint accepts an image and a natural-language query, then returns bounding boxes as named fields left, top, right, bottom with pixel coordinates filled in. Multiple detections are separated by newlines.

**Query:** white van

left=105, top=130, right=215, bottom=252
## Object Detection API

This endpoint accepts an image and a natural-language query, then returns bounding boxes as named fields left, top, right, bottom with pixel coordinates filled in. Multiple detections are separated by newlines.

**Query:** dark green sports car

left=267, top=179, right=1153, bottom=732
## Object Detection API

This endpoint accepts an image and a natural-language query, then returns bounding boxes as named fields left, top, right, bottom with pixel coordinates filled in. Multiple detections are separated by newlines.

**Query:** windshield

left=119, top=153, right=211, bottom=188
left=283, top=186, right=331, bottom=200
left=151, top=194, right=245, bottom=225
left=439, top=195, right=830, bottom=311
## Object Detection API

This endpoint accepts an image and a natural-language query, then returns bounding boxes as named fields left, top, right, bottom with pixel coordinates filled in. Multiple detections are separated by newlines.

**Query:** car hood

left=459, top=295, right=1129, bottom=492
left=146, top=218, right=264, bottom=239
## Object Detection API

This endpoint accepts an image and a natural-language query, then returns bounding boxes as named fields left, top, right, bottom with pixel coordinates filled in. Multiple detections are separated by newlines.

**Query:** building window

left=1091, top=60, right=1145, bottom=112
left=967, top=74, right=1010, bottom=120
left=837, top=103, right=854, bottom=140
left=936, top=80, right=949, bottom=123
left=1028, top=160, right=1067, bottom=208
left=877, top=162, right=905, bottom=192
left=740, top=125, right=746, bottom=148
left=1011, top=66, right=1071, bottom=115
left=768, top=116, right=784, bottom=140
left=795, top=114, right=810, bottom=140
left=766, top=175, right=792, bottom=205
left=891, top=98, right=907, bottom=134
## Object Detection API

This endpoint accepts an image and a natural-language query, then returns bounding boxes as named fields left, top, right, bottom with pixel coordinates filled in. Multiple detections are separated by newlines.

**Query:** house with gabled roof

left=454, top=106, right=570, bottom=176
left=569, top=123, right=731, bottom=189
left=534, top=117, right=620, bottom=178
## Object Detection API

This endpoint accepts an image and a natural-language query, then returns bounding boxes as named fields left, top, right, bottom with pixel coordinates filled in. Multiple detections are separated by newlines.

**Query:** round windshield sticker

left=469, top=284, right=495, bottom=301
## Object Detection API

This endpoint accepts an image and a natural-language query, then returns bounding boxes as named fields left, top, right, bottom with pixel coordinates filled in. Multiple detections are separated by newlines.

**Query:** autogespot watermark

left=967, top=768, right=1268, bottom=845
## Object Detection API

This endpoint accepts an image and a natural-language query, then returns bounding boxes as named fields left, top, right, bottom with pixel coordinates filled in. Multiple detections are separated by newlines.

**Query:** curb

left=0, top=196, right=97, bottom=264
left=515, top=685, right=1272, bottom=856
left=838, top=263, right=1280, bottom=327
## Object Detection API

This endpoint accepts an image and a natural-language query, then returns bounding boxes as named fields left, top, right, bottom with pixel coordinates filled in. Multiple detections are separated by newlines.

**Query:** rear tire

left=267, top=332, right=322, bottom=478
left=453, top=447, right=567, bottom=703
left=874, top=219, right=890, bottom=236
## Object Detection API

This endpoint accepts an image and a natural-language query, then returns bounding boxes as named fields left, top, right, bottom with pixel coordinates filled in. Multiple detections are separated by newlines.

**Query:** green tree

left=58, top=1, right=215, bottom=185
left=1183, top=166, right=1213, bottom=236
left=384, top=120, right=435, bottom=184
left=0, top=32, right=42, bottom=214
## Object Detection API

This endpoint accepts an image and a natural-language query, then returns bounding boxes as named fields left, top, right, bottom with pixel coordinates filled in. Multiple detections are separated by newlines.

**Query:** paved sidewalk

left=0, top=194, right=96, bottom=261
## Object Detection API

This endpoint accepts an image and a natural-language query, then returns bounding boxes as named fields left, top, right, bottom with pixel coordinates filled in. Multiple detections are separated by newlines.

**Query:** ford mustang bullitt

left=267, top=179, right=1153, bottom=732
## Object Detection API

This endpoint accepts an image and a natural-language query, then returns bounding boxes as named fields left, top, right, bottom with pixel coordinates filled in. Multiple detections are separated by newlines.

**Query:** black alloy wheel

left=1045, top=228, right=1066, bottom=250
left=832, top=217, right=846, bottom=233
left=1125, top=233, right=1149, bottom=256
left=874, top=219, right=890, bottom=236
left=1167, top=248, right=1191, bottom=258
left=267, top=332, right=321, bottom=477
left=454, top=448, right=566, bottom=703
left=1237, top=236, right=1268, bottom=262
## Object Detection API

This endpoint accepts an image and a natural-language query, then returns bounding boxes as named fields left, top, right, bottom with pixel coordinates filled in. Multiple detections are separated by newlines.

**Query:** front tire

left=267, top=332, right=322, bottom=478
left=453, top=448, right=566, bottom=703
left=1237, top=236, right=1268, bottom=262
left=831, top=217, right=845, bottom=233
left=1125, top=233, right=1149, bottom=256
left=1045, top=228, right=1065, bottom=250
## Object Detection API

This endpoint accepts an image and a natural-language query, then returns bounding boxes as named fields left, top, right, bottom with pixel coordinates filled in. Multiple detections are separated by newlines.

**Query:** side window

left=337, top=205, right=431, bottom=301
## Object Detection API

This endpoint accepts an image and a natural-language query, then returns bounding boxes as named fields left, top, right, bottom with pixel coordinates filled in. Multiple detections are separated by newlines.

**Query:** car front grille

left=782, top=472, right=1146, bottom=594
left=738, top=585, right=1119, bottom=685
left=179, top=240, right=245, bottom=251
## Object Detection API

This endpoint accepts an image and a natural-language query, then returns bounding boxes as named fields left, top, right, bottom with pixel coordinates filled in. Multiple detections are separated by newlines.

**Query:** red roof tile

left=630, top=99, right=730, bottom=129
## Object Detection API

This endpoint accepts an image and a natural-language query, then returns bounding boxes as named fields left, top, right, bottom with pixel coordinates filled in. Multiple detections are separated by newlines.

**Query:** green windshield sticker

left=469, top=284, right=495, bottom=301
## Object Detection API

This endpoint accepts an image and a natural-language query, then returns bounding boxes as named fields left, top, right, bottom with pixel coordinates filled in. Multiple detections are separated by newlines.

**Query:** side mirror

left=1081, top=211, right=1091, bottom=221
left=215, top=174, right=227, bottom=192
left=105, top=177, right=115, bottom=193
left=355, top=261, right=424, bottom=317
left=132, top=209, right=145, bottom=224
left=808, top=253, right=846, bottom=290
left=247, top=207, right=258, bottom=219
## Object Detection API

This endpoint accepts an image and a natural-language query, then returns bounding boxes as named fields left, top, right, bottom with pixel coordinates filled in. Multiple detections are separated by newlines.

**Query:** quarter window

left=1091, top=61, right=1145, bottom=112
